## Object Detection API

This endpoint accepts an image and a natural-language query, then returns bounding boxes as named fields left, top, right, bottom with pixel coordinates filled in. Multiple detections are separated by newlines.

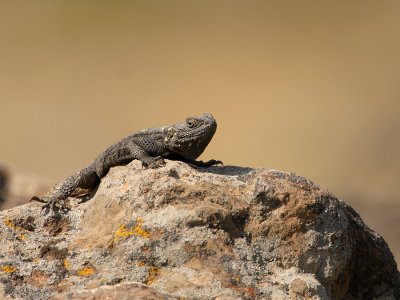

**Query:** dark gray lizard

left=32, top=113, right=221, bottom=213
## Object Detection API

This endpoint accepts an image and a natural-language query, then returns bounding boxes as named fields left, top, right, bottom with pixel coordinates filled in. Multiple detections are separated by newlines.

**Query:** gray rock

left=0, top=161, right=398, bottom=299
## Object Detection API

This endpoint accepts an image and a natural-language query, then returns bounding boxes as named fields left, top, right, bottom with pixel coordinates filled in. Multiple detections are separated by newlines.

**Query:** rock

left=50, top=281, right=178, bottom=300
left=0, top=162, right=52, bottom=210
left=0, top=161, right=398, bottom=299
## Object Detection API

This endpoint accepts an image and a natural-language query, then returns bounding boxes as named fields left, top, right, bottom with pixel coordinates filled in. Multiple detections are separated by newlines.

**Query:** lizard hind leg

left=36, top=167, right=100, bottom=214
left=74, top=167, right=101, bottom=190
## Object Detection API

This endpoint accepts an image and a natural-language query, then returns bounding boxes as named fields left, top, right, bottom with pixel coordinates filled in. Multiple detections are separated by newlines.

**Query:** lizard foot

left=192, top=159, right=223, bottom=167
left=142, top=157, right=166, bottom=169
left=30, top=196, right=46, bottom=203
left=204, top=159, right=223, bottom=167
left=31, top=196, right=69, bottom=215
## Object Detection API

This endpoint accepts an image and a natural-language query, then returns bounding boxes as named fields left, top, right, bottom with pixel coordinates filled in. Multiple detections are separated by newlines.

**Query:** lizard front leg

left=127, top=141, right=166, bottom=169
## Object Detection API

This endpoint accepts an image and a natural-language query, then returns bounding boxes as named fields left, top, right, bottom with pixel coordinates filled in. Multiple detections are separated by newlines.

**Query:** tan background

left=0, top=2, right=399, bottom=263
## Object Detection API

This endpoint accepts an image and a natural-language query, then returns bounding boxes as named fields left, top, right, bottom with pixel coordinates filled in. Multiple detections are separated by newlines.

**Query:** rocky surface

left=0, top=160, right=399, bottom=299
left=0, top=162, right=52, bottom=210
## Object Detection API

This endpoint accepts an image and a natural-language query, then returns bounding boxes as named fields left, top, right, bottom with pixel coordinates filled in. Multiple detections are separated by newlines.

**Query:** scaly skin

left=31, top=113, right=221, bottom=213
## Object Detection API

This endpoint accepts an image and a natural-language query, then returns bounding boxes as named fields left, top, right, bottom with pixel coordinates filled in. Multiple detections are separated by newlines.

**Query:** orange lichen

left=136, top=261, right=146, bottom=267
left=114, top=218, right=150, bottom=242
left=4, top=218, right=15, bottom=229
left=4, top=218, right=27, bottom=241
left=1, top=265, right=17, bottom=273
left=77, top=266, right=95, bottom=276
left=3, top=218, right=23, bottom=231
left=63, top=259, right=71, bottom=269
left=146, top=266, right=162, bottom=285
left=136, top=261, right=162, bottom=286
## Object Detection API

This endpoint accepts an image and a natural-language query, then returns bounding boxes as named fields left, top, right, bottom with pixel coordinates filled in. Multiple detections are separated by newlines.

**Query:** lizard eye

left=186, top=119, right=195, bottom=128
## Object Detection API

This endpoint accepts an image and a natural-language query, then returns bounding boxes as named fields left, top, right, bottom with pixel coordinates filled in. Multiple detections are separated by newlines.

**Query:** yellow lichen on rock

left=135, top=261, right=162, bottom=286
left=77, top=267, right=95, bottom=276
left=3, top=218, right=23, bottom=231
left=4, top=218, right=14, bottom=229
left=63, top=259, right=71, bottom=270
left=113, top=218, right=150, bottom=243
left=147, top=266, right=162, bottom=286
left=4, top=218, right=26, bottom=240
left=136, top=261, right=146, bottom=267
left=1, top=265, right=17, bottom=273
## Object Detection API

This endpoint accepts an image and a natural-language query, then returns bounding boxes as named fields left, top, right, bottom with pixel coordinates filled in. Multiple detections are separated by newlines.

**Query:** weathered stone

left=0, top=161, right=398, bottom=299
left=50, top=282, right=177, bottom=300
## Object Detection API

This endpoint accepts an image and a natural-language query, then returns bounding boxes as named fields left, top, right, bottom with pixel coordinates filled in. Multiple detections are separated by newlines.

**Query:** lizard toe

left=144, top=157, right=166, bottom=169
left=40, top=198, right=69, bottom=215
left=202, top=159, right=223, bottom=167
left=31, top=196, right=46, bottom=203
left=210, top=159, right=223, bottom=166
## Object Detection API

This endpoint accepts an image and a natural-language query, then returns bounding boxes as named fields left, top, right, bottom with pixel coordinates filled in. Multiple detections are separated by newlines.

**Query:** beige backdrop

left=1, top=1, right=399, bottom=263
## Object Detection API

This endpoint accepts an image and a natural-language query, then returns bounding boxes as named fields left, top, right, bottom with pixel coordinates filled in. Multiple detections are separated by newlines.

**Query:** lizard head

left=164, top=113, right=217, bottom=160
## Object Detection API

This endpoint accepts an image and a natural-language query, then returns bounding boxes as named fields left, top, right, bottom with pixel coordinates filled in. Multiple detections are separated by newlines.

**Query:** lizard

left=31, top=113, right=221, bottom=213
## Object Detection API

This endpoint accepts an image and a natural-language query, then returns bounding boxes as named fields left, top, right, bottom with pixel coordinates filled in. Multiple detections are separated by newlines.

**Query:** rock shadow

left=196, top=165, right=254, bottom=177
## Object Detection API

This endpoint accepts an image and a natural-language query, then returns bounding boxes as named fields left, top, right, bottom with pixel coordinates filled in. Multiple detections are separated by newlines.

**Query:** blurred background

left=0, top=1, right=399, bottom=263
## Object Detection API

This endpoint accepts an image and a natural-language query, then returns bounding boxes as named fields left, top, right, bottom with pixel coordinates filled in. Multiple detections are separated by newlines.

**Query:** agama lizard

left=32, top=113, right=221, bottom=213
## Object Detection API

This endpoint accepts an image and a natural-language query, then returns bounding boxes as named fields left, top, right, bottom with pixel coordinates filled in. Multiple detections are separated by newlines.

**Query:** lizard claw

left=31, top=196, right=46, bottom=203
left=209, top=159, right=223, bottom=166
left=142, top=157, right=166, bottom=169
left=202, top=159, right=223, bottom=167
left=31, top=196, right=68, bottom=215
left=43, top=201, right=69, bottom=215
left=189, top=159, right=223, bottom=168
